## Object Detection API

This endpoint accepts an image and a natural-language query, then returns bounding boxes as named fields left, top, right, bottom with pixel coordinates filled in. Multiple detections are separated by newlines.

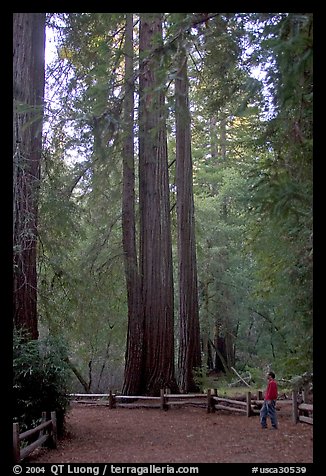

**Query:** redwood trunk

left=122, top=13, right=143, bottom=395
left=138, top=13, right=177, bottom=395
left=176, top=46, right=202, bottom=392
left=13, top=13, right=46, bottom=339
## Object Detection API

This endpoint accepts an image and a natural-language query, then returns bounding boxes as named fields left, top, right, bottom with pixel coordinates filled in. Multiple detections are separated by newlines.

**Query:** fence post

left=292, top=390, right=299, bottom=424
left=50, top=411, right=58, bottom=448
left=41, top=411, right=52, bottom=448
left=40, top=411, right=47, bottom=439
left=207, top=389, right=211, bottom=413
left=302, top=385, right=309, bottom=403
left=109, top=390, right=115, bottom=409
left=160, top=388, right=167, bottom=410
left=13, top=422, right=20, bottom=463
left=207, top=389, right=216, bottom=413
left=258, top=390, right=263, bottom=400
left=246, top=391, right=252, bottom=417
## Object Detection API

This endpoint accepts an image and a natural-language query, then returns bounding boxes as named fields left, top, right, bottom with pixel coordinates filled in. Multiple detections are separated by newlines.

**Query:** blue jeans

left=260, top=400, right=278, bottom=428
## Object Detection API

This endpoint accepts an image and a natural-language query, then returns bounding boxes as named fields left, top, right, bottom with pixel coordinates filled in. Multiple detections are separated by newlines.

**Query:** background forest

left=13, top=13, right=313, bottom=417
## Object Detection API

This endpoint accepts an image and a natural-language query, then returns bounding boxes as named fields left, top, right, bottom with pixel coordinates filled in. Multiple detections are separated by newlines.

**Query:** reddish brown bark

left=122, top=13, right=143, bottom=395
left=138, top=13, right=177, bottom=395
left=13, top=13, right=46, bottom=339
left=175, top=46, right=202, bottom=392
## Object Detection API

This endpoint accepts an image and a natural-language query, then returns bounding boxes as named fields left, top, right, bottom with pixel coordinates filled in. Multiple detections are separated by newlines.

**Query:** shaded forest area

left=13, top=12, right=312, bottom=428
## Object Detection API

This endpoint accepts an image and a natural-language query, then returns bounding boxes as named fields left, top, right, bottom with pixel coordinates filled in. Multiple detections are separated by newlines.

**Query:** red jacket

left=265, top=379, right=278, bottom=400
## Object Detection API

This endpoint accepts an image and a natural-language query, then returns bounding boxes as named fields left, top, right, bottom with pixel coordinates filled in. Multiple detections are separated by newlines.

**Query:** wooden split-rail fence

left=207, top=389, right=257, bottom=416
left=13, top=411, right=57, bottom=463
left=70, top=389, right=313, bottom=425
left=70, top=391, right=204, bottom=410
left=291, top=390, right=313, bottom=425
left=70, top=389, right=262, bottom=416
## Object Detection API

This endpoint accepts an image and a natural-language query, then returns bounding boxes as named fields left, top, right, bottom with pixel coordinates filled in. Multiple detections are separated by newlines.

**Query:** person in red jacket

left=260, top=371, right=278, bottom=429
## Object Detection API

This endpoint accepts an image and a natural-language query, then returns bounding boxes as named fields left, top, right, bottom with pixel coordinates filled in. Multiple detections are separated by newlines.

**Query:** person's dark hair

left=268, top=371, right=275, bottom=379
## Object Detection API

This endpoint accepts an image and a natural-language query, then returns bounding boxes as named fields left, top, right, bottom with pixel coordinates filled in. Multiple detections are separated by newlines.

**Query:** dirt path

left=29, top=403, right=313, bottom=464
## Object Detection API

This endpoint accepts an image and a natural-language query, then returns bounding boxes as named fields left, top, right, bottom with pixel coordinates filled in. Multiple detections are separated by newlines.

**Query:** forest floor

left=29, top=399, right=313, bottom=464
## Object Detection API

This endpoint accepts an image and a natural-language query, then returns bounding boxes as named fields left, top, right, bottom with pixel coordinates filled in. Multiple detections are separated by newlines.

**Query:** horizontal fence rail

left=207, top=389, right=253, bottom=417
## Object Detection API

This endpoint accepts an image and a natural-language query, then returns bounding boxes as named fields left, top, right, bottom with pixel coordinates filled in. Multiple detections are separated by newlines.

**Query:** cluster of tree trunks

left=122, top=14, right=201, bottom=395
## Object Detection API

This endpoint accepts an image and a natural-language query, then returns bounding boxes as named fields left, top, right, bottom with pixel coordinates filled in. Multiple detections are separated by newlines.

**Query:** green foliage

left=39, top=13, right=312, bottom=394
left=193, top=368, right=265, bottom=396
left=38, top=154, right=127, bottom=390
left=192, top=367, right=219, bottom=392
left=13, top=330, right=71, bottom=435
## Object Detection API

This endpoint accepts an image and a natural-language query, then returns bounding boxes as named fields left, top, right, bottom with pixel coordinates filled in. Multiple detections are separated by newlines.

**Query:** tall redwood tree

left=13, top=13, right=46, bottom=339
left=175, top=42, right=202, bottom=392
left=122, top=13, right=143, bottom=395
left=138, top=13, right=177, bottom=395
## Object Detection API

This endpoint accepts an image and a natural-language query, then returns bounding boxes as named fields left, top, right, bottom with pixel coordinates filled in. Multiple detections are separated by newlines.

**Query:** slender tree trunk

left=13, top=13, right=46, bottom=340
left=217, top=113, right=235, bottom=369
left=202, top=274, right=213, bottom=371
left=63, top=357, right=91, bottom=393
left=209, top=116, right=219, bottom=160
left=138, top=13, right=177, bottom=395
left=122, top=13, right=143, bottom=395
left=175, top=44, right=202, bottom=393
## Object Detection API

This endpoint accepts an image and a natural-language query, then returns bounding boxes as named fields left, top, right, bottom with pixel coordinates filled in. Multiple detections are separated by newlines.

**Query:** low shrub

left=13, top=330, right=71, bottom=436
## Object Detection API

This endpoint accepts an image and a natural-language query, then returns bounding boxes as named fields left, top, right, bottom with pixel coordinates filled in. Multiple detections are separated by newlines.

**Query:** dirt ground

left=28, top=400, right=313, bottom=464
